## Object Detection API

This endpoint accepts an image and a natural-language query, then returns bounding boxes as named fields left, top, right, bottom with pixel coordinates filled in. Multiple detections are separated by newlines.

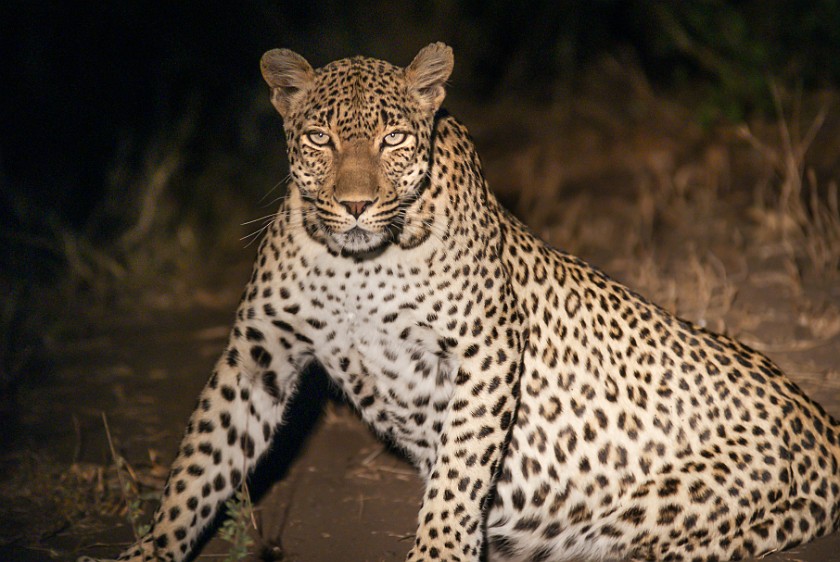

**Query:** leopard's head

left=261, top=43, right=453, bottom=255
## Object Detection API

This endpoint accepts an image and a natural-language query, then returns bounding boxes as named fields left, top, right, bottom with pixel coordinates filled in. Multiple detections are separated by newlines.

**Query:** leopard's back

left=487, top=227, right=840, bottom=560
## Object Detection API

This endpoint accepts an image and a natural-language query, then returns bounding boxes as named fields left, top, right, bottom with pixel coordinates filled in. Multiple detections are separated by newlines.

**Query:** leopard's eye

left=382, top=132, right=409, bottom=148
left=306, top=131, right=331, bottom=147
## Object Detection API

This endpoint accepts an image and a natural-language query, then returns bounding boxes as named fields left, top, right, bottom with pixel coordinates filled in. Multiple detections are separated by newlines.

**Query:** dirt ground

left=2, top=79, right=840, bottom=561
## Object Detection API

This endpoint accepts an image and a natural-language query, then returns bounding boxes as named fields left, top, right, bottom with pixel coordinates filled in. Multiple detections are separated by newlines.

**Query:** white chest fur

left=291, top=241, right=456, bottom=470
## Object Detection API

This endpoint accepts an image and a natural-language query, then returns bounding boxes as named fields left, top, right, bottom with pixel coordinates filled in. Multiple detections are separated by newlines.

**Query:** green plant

left=218, top=484, right=256, bottom=562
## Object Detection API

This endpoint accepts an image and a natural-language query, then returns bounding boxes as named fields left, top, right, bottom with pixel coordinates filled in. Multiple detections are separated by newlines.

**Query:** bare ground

left=2, top=73, right=840, bottom=561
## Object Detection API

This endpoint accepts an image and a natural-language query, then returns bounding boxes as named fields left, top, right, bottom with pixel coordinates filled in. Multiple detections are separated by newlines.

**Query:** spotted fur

left=80, top=43, right=840, bottom=562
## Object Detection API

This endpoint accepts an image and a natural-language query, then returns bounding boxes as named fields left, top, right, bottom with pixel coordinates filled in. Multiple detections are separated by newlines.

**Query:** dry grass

left=54, top=107, right=254, bottom=313
left=0, top=452, right=121, bottom=546
left=620, top=247, right=739, bottom=334
left=102, top=412, right=151, bottom=540
left=740, top=87, right=840, bottom=282
left=481, top=67, right=839, bottom=367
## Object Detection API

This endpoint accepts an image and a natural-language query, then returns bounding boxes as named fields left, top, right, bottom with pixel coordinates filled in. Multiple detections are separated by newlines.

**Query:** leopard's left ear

left=406, top=42, right=454, bottom=112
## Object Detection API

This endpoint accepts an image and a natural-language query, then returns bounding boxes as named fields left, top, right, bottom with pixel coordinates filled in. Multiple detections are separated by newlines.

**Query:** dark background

left=2, top=0, right=840, bottom=398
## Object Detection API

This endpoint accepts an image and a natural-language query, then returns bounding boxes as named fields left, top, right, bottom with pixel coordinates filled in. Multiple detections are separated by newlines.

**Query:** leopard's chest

left=289, top=248, right=456, bottom=470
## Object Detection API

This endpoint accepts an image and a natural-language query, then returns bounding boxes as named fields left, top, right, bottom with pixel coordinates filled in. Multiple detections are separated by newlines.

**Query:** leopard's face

left=261, top=46, right=453, bottom=255
left=286, top=59, right=433, bottom=254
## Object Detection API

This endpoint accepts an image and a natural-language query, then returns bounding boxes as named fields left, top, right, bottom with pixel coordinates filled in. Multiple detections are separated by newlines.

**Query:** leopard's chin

left=330, top=227, right=391, bottom=256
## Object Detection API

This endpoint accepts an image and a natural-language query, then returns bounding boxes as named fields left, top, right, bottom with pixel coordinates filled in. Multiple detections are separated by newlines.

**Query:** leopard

left=80, top=43, right=840, bottom=562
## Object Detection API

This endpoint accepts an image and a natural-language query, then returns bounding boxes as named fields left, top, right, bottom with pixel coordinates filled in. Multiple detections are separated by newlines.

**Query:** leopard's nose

left=340, top=199, right=374, bottom=218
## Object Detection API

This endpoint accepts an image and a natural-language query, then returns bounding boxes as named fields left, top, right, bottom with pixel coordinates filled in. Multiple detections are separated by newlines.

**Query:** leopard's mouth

left=302, top=196, right=400, bottom=255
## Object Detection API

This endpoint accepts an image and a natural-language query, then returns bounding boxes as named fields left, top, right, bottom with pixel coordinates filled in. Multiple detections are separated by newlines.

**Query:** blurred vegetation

left=1, top=0, right=840, bottom=394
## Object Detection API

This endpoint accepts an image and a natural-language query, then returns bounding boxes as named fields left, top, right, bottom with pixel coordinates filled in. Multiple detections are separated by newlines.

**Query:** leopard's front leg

left=407, top=312, right=523, bottom=561
left=80, top=316, right=306, bottom=562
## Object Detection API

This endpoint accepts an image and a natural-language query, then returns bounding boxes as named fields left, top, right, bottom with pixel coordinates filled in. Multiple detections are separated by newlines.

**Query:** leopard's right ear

left=260, top=49, right=315, bottom=118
